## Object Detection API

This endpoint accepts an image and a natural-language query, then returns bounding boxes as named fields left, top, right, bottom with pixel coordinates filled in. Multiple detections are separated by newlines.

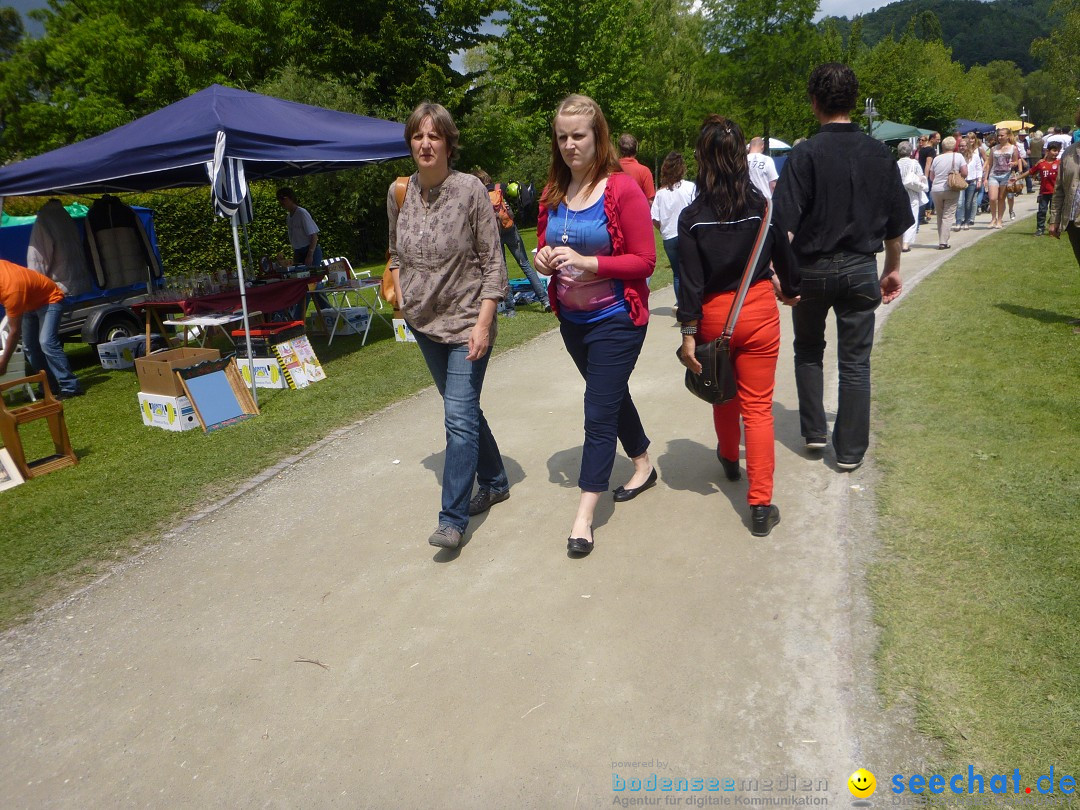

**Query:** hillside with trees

left=821, top=0, right=1056, bottom=71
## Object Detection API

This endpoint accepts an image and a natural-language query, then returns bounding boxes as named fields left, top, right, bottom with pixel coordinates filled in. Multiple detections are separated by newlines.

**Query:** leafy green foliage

left=702, top=0, right=819, bottom=146
left=1032, top=0, right=1080, bottom=103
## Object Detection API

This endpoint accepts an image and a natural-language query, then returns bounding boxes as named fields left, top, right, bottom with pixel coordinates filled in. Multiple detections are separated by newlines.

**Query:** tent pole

left=230, top=212, right=259, bottom=406
left=241, top=221, right=255, bottom=277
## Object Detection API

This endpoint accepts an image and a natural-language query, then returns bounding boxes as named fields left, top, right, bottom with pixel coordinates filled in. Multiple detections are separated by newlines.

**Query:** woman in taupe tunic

left=387, top=102, right=510, bottom=551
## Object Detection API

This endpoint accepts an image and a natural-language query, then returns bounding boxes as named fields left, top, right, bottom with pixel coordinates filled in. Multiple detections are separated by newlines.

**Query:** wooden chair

left=0, top=372, right=78, bottom=479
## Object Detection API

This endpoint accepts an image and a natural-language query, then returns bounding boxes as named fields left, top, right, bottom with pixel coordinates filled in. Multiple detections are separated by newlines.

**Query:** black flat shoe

left=750, top=504, right=780, bottom=537
left=567, top=535, right=594, bottom=554
left=612, top=467, right=658, bottom=502
left=716, top=447, right=741, bottom=481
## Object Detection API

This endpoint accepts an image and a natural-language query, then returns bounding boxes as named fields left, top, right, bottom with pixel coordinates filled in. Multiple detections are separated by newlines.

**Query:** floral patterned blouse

left=387, top=171, right=507, bottom=344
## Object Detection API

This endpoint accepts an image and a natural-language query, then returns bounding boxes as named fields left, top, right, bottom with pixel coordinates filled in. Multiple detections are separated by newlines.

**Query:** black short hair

left=807, top=63, right=859, bottom=116
left=276, top=187, right=296, bottom=202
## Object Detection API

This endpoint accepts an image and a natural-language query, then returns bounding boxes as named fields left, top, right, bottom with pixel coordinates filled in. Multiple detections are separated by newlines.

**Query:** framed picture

left=0, top=447, right=26, bottom=492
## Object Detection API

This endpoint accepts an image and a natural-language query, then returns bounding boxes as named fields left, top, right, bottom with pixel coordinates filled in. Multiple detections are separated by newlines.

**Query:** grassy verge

left=1, top=229, right=672, bottom=628
left=873, top=225, right=1079, bottom=779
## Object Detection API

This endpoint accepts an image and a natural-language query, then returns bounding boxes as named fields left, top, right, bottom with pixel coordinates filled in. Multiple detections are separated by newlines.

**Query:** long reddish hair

left=542, top=94, right=621, bottom=210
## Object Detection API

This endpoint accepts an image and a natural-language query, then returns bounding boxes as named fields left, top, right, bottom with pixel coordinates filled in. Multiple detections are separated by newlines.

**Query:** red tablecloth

left=132, top=278, right=312, bottom=317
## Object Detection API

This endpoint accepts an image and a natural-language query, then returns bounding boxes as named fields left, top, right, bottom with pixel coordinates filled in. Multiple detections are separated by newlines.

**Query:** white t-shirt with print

left=747, top=153, right=779, bottom=199
left=650, top=180, right=697, bottom=240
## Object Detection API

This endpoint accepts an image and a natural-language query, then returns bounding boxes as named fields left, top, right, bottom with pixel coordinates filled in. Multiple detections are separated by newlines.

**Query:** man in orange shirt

left=0, top=259, right=83, bottom=398
left=617, top=133, right=656, bottom=202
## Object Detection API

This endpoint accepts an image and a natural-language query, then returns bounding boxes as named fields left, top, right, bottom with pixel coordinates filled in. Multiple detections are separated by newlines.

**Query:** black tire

left=95, top=312, right=142, bottom=345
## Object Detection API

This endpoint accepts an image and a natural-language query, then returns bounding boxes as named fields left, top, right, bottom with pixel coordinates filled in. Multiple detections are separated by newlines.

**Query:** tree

left=914, top=10, right=943, bottom=42
left=1032, top=0, right=1080, bottom=101
left=853, top=36, right=959, bottom=133
left=0, top=0, right=292, bottom=156
left=494, top=0, right=655, bottom=143
left=0, top=0, right=498, bottom=158
left=637, top=0, right=729, bottom=162
left=0, top=6, right=22, bottom=60
left=701, top=0, right=819, bottom=148
left=1021, top=70, right=1075, bottom=130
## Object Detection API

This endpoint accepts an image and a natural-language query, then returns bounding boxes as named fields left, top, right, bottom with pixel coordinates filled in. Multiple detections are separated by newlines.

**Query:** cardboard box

left=97, top=336, right=145, bottom=370
left=237, top=357, right=289, bottom=389
left=326, top=268, right=350, bottom=286
left=137, top=392, right=199, bottom=432
left=320, top=307, right=369, bottom=336
left=393, top=318, right=417, bottom=343
left=135, top=347, right=220, bottom=397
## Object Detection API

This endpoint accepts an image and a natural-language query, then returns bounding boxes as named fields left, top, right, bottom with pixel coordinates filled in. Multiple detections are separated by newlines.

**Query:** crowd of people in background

left=900, top=120, right=1079, bottom=242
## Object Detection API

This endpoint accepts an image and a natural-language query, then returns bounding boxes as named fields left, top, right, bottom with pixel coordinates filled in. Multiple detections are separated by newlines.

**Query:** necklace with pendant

left=561, top=205, right=576, bottom=245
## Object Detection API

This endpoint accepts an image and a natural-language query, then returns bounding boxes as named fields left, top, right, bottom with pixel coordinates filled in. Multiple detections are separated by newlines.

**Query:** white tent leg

left=230, top=213, right=258, bottom=407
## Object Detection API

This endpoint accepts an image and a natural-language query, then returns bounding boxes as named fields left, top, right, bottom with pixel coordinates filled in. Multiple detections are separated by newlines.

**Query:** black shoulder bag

left=680, top=198, right=772, bottom=405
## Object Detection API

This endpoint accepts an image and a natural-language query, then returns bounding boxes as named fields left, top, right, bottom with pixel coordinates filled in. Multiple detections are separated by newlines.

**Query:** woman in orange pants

left=676, top=115, right=800, bottom=537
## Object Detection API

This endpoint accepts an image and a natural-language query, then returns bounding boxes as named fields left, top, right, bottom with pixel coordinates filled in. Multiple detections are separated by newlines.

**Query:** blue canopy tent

left=0, top=84, right=410, bottom=403
left=954, top=119, right=996, bottom=135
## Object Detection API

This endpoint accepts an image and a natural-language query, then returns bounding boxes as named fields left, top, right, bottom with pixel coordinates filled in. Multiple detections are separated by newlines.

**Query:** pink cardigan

left=537, top=172, right=656, bottom=326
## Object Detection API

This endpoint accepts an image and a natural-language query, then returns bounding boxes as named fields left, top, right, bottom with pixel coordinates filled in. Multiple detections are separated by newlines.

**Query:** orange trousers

left=699, top=280, right=780, bottom=506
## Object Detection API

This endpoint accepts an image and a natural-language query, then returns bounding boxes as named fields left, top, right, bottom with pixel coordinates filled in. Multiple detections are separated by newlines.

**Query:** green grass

left=1, top=228, right=672, bottom=627
left=873, top=224, right=1080, bottom=781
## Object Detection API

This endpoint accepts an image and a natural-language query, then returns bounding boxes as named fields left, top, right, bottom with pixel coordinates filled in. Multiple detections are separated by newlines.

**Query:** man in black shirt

left=773, top=62, right=912, bottom=470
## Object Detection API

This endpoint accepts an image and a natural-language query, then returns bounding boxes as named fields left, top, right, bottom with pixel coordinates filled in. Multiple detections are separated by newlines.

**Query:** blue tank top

left=545, top=196, right=626, bottom=324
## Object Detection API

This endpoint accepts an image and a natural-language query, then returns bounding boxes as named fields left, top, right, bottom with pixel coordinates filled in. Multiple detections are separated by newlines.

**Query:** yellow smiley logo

left=848, top=768, right=876, bottom=798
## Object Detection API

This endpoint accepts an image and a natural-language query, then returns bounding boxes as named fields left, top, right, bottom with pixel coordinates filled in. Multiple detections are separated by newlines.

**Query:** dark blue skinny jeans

left=559, top=311, right=650, bottom=492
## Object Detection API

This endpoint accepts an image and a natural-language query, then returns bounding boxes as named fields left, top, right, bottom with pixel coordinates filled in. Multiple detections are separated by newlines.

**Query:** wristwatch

left=680, top=325, right=698, bottom=336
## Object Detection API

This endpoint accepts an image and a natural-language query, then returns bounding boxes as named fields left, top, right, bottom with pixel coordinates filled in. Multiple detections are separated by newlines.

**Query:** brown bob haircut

left=543, top=94, right=621, bottom=211
left=404, top=102, right=460, bottom=164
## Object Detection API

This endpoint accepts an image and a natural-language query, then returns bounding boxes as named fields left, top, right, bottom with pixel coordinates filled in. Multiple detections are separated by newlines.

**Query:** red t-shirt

left=1032, top=159, right=1060, bottom=196
left=0, top=259, right=64, bottom=320
left=618, top=157, right=656, bottom=202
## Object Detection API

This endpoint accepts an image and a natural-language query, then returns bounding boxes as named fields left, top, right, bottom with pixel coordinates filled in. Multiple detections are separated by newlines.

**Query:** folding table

left=308, top=278, right=392, bottom=346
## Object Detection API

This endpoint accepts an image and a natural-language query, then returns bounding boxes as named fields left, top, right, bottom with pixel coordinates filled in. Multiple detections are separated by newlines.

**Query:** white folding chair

left=0, top=316, right=36, bottom=402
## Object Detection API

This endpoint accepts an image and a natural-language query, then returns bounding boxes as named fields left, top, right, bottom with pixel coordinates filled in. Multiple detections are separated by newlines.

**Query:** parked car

left=0, top=197, right=165, bottom=347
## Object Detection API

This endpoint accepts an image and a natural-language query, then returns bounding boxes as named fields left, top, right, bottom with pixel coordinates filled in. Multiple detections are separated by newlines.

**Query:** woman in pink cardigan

left=534, top=94, right=657, bottom=556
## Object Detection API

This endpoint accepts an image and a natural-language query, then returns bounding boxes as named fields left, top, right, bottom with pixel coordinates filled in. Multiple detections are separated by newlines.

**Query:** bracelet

left=680, top=325, right=698, bottom=336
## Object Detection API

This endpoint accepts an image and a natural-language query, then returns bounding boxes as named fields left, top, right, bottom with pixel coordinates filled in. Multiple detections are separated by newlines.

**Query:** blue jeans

left=1036, top=193, right=1051, bottom=231
left=500, top=225, right=548, bottom=309
left=292, top=245, right=323, bottom=267
left=22, top=303, right=80, bottom=396
left=560, top=311, right=650, bottom=491
left=957, top=180, right=979, bottom=225
left=289, top=245, right=327, bottom=318
left=791, top=254, right=881, bottom=464
left=412, top=329, right=508, bottom=532
left=662, top=236, right=681, bottom=300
